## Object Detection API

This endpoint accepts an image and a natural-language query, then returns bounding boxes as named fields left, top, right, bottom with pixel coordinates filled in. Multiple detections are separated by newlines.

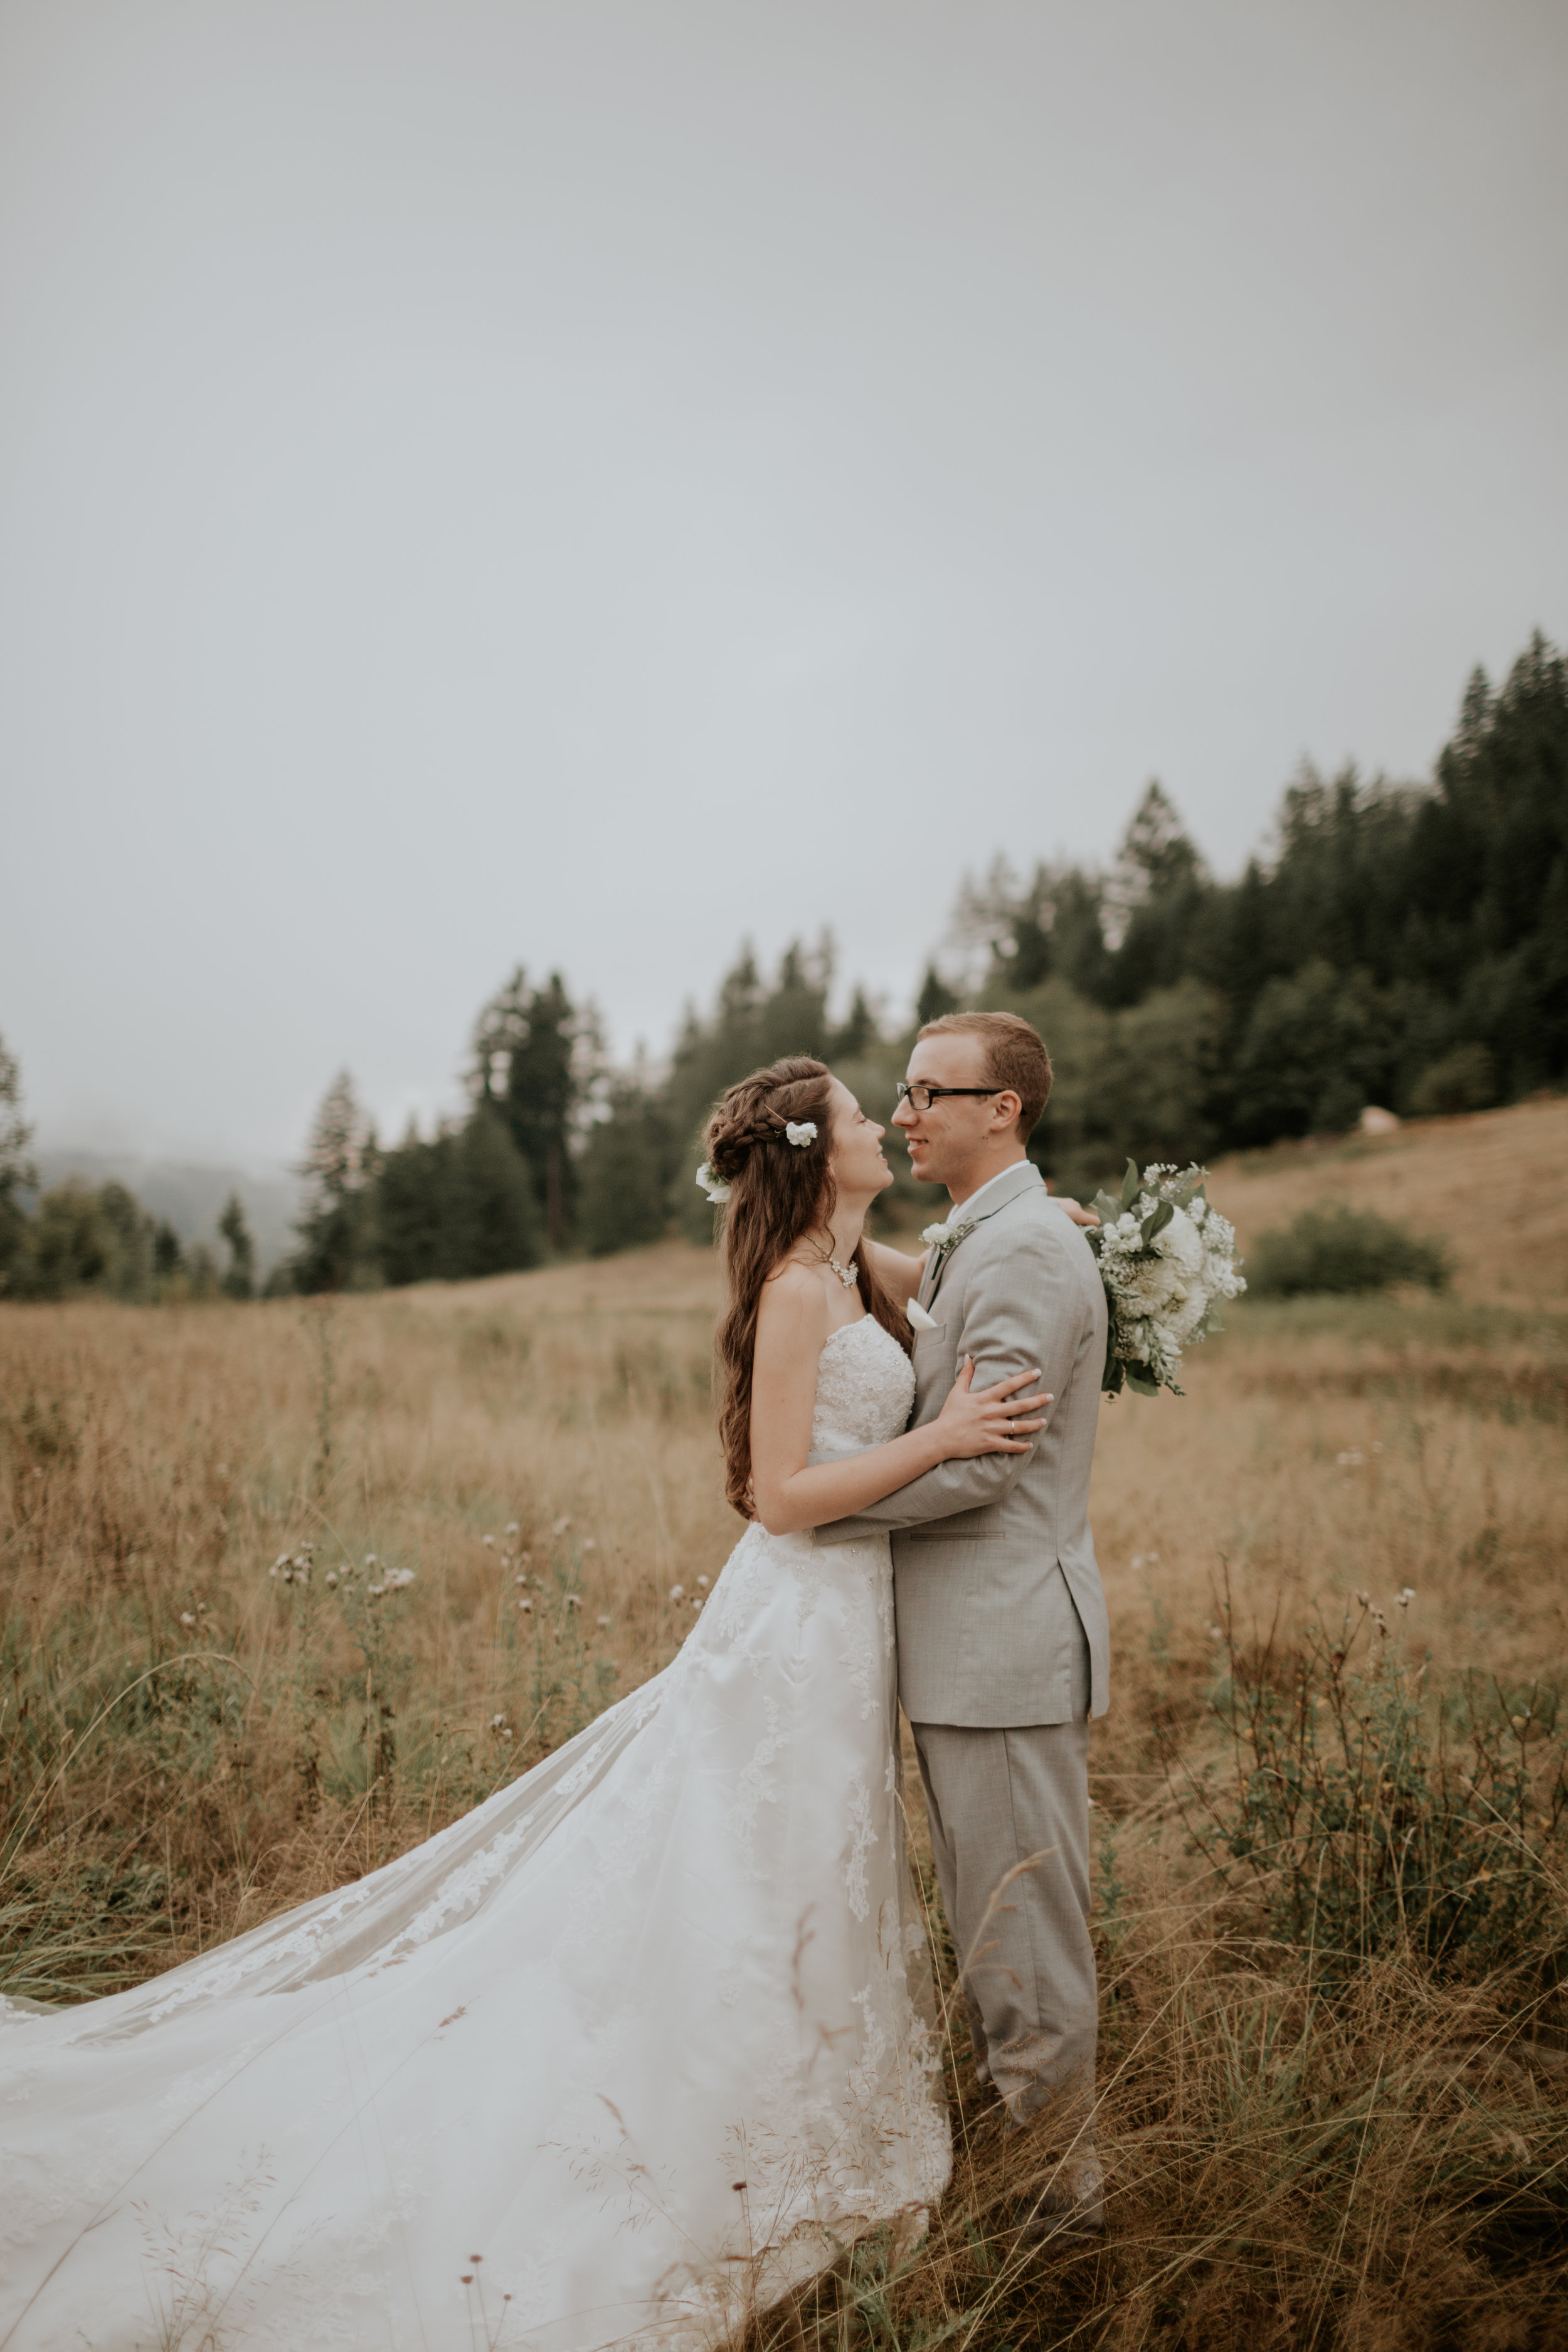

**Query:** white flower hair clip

left=695, top=1162, right=732, bottom=1204
left=785, top=1121, right=817, bottom=1148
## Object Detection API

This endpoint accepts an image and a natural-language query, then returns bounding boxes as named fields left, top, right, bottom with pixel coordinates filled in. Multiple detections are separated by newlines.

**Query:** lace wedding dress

left=0, top=1316, right=950, bottom=2352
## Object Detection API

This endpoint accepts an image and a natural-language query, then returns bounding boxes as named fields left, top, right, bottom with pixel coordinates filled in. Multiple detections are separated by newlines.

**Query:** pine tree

left=833, top=986, right=879, bottom=1059
left=914, top=965, right=960, bottom=1027
left=376, top=1123, right=448, bottom=1286
left=1102, top=781, right=1211, bottom=1007
left=218, top=1193, right=257, bottom=1299
left=0, top=1032, right=35, bottom=1294
left=472, top=969, right=592, bottom=1251
left=445, top=1111, right=544, bottom=1276
left=577, top=1087, right=670, bottom=1258
left=152, top=1221, right=186, bottom=1282
left=292, top=1072, right=379, bottom=1293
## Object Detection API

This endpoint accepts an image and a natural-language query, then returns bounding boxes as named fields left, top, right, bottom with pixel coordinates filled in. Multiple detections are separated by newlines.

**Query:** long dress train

left=0, top=1315, right=950, bottom=2351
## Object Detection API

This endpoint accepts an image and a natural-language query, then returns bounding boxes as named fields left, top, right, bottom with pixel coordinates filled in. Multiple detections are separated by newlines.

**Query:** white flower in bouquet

left=1086, top=1160, right=1245, bottom=1397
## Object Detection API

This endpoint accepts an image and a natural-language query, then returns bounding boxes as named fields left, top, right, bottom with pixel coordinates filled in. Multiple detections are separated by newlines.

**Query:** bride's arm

left=748, top=1264, right=1049, bottom=1537
left=861, top=1236, right=928, bottom=1305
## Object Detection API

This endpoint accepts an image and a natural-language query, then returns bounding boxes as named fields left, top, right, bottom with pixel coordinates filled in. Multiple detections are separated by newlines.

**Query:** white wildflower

left=669, top=1584, right=686, bottom=1601
left=504, top=1520, right=519, bottom=1535
left=551, top=1516, right=571, bottom=1535
left=697, top=1576, right=709, bottom=1589
left=383, top=1567, right=415, bottom=1589
left=596, top=1614, right=612, bottom=1627
left=179, top=1611, right=196, bottom=1627
left=695, top=1162, right=731, bottom=1204
left=785, top=1121, right=817, bottom=1147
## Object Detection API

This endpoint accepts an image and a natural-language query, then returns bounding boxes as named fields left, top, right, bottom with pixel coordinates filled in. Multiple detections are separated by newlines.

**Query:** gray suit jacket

left=815, top=1162, right=1108, bottom=1729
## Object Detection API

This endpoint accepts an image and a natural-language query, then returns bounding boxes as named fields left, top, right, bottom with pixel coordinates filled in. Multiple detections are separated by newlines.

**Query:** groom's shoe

left=1015, top=2158, right=1105, bottom=2243
left=1009, top=2133, right=1105, bottom=2243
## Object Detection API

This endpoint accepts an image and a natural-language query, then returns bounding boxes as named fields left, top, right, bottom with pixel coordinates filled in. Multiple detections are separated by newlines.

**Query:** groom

left=816, top=1010, right=1107, bottom=2216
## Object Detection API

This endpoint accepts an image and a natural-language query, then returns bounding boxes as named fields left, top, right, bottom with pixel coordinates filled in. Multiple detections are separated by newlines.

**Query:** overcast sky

left=3, top=0, right=1564, bottom=1168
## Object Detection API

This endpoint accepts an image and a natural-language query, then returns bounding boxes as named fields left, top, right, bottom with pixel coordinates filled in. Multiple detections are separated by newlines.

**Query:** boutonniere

left=921, top=1217, right=976, bottom=1263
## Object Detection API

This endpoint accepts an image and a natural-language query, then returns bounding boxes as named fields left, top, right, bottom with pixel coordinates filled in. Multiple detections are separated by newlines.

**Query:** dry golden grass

left=1214, top=1093, right=1568, bottom=1305
left=3, top=1100, right=1566, bottom=2346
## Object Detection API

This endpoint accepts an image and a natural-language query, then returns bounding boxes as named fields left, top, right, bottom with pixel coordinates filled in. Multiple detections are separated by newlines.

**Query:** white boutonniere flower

left=906, top=1299, right=938, bottom=1330
left=921, top=1217, right=976, bottom=1261
left=695, top=1162, right=731, bottom=1204
left=785, top=1121, right=817, bottom=1148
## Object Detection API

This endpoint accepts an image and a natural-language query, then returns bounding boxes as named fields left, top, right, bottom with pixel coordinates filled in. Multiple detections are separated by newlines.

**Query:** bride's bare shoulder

left=755, top=1258, right=829, bottom=1350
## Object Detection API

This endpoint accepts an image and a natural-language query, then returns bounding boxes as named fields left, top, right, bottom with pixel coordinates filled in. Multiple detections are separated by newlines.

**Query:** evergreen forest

left=3, top=632, right=1564, bottom=1298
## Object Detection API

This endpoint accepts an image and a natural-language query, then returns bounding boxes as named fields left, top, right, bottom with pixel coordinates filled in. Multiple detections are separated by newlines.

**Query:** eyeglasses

left=894, top=1082, right=1005, bottom=1113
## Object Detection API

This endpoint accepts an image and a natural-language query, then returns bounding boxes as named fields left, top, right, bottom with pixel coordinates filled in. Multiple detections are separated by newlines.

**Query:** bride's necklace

left=827, top=1254, right=859, bottom=1290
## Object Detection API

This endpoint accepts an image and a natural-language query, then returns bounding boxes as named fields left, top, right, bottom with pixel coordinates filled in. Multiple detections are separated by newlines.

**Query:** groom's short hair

left=916, top=1011, right=1053, bottom=1140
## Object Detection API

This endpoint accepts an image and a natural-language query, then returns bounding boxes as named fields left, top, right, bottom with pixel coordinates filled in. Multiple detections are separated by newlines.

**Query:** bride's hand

left=1049, top=1194, right=1100, bottom=1229
left=933, top=1358, right=1052, bottom=1458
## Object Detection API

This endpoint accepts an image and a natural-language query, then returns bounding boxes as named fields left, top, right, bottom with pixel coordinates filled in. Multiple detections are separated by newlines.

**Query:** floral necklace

left=827, top=1254, right=859, bottom=1291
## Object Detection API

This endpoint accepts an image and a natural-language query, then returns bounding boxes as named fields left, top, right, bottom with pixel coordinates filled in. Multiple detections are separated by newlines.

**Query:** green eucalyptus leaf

left=1141, top=1199, right=1175, bottom=1246
left=1120, top=1158, right=1141, bottom=1210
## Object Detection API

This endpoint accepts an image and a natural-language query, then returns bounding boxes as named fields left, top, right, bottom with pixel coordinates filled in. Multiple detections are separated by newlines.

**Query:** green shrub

left=1182, top=1597, right=1568, bottom=1984
left=1408, top=1041, right=1497, bottom=1118
left=1248, top=1201, right=1450, bottom=1296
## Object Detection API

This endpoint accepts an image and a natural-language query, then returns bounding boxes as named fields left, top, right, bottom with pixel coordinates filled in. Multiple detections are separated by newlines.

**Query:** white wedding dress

left=0, top=1315, right=950, bottom=2352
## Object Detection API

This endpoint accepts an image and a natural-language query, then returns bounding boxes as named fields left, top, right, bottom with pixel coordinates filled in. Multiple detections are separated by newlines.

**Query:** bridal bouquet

left=1086, top=1160, right=1246, bottom=1397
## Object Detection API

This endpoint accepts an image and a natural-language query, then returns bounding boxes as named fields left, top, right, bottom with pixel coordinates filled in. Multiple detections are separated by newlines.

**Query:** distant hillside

left=1208, top=1094, right=1568, bottom=1308
left=30, top=1152, right=299, bottom=1273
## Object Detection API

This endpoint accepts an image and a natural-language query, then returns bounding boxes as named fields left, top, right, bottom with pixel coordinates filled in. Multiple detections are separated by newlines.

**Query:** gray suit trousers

left=912, top=1622, right=1096, bottom=2131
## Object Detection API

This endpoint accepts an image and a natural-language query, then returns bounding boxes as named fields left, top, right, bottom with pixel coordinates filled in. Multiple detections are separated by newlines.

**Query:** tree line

left=0, top=1049, right=260, bottom=1303
left=2, top=631, right=1563, bottom=1298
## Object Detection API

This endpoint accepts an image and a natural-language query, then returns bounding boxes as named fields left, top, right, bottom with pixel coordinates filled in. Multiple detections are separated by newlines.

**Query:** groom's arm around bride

left=817, top=1012, right=1108, bottom=2178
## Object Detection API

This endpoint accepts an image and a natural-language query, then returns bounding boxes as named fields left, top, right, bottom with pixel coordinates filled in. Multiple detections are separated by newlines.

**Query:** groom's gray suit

left=816, top=1160, right=1107, bottom=2124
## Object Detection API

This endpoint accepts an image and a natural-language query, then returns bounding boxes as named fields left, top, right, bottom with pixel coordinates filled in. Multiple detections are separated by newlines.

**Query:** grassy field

left=3, top=1100, right=1567, bottom=2347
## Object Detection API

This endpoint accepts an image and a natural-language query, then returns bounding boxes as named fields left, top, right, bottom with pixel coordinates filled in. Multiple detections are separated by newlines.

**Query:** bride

left=0, top=1056, right=1050, bottom=2352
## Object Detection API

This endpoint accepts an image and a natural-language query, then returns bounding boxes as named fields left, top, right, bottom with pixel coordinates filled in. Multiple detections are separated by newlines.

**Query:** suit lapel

left=924, top=1162, right=1044, bottom=1308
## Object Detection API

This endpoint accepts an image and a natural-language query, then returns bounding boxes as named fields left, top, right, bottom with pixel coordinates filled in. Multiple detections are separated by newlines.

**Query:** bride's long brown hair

left=706, top=1056, right=912, bottom=1518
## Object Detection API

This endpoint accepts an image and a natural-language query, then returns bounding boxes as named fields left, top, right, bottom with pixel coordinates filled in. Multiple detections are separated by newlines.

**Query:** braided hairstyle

left=705, top=1056, right=911, bottom=1518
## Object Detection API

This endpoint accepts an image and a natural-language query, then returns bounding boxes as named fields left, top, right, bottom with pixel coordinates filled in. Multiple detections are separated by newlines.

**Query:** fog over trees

left=3, top=633, right=1564, bottom=1299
